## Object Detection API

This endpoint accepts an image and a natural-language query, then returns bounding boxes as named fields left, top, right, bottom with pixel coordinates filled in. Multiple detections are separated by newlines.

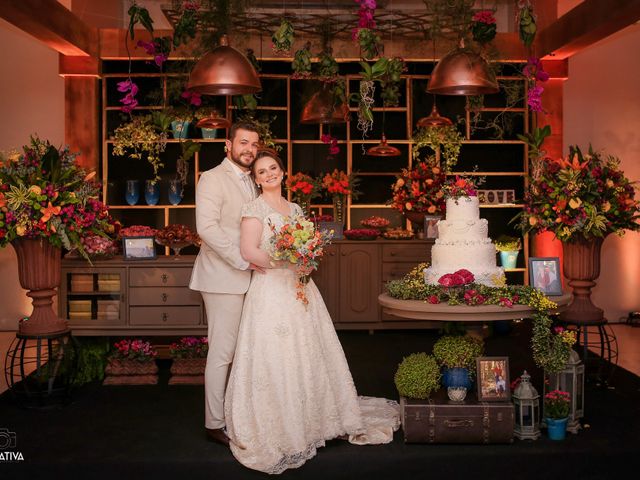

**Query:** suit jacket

left=189, top=158, right=254, bottom=294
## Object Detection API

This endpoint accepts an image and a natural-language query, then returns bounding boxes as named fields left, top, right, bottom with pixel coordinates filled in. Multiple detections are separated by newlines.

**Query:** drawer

left=129, top=287, right=201, bottom=306
left=129, top=306, right=202, bottom=325
left=129, top=267, right=192, bottom=287
left=382, top=244, right=431, bottom=262
left=382, top=263, right=422, bottom=282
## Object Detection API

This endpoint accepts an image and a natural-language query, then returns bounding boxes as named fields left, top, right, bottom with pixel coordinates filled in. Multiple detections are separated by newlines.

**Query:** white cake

left=424, top=196, right=505, bottom=287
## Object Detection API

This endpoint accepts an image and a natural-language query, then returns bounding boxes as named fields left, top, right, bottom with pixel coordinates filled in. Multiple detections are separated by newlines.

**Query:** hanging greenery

left=272, top=19, right=295, bottom=55
left=292, top=42, right=313, bottom=79
left=412, top=126, right=463, bottom=172
left=379, top=57, right=407, bottom=107
left=112, top=115, right=167, bottom=182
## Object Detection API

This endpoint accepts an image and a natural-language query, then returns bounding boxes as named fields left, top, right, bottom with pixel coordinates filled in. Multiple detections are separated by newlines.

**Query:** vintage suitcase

left=401, top=389, right=514, bottom=444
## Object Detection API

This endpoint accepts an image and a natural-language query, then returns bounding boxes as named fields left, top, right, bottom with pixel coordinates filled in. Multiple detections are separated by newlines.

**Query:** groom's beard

left=229, top=148, right=254, bottom=170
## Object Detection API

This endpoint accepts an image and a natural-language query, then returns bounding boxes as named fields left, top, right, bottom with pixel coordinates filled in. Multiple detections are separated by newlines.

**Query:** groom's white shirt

left=189, top=158, right=253, bottom=294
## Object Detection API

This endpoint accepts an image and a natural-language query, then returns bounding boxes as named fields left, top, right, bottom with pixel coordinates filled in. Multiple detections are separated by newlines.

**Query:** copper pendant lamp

left=417, top=102, right=453, bottom=128
left=300, top=86, right=349, bottom=124
left=196, top=115, right=231, bottom=130
left=367, top=133, right=401, bottom=157
left=427, top=39, right=498, bottom=96
left=187, top=35, right=262, bottom=96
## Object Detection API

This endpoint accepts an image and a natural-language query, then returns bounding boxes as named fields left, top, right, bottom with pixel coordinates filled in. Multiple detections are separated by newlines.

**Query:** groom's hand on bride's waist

left=248, top=262, right=266, bottom=273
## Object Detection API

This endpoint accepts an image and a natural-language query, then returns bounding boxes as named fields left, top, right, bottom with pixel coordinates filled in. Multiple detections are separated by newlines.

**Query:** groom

left=190, top=121, right=263, bottom=447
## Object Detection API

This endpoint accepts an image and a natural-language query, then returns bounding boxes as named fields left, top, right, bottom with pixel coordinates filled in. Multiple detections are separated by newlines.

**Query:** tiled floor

left=1, top=324, right=639, bottom=394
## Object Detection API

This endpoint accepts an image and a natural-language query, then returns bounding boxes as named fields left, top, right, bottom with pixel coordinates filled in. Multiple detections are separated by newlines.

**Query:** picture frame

left=122, top=236, right=157, bottom=261
left=476, top=356, right=511, bottom=402
left=423, top=215, right=442, bottom=239
left=528, top=257, right=563, bottom=296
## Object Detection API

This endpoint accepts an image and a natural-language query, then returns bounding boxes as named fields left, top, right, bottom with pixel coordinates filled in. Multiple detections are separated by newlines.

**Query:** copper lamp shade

left=417, top=103, right=453, bottom=128
left=427, top=47, right=498, bottom=96
left=300, top=87, right=349, bottom=124
left=196, top=116, right=231, bottom=129
left=367, top=134, right=401, bottom=157
left=187, top=35, right=262, bottom=96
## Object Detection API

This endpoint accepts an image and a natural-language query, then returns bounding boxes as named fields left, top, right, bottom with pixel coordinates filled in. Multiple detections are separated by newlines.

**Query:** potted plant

left=169, top=336, right=208, bottom=385
left=394, top=352, right=441, bottom=400
left=167, top=106, right=195, bottom=139
left=432, top=335, right=484, bottom=391
left=0, top=136, right=118, bottom=335
left=516, top=144, right=640, bottom=324
left=543, top=390, right=571, bottom=440
left=494, top=235, right=522, bottom=269
left=104, top=339, right=158, bottom=385
left=388, top=158, right=446, bottom=229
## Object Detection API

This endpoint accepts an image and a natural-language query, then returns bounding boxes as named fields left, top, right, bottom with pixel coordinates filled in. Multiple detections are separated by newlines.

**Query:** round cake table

left=378, top=292, right=572, bottom=322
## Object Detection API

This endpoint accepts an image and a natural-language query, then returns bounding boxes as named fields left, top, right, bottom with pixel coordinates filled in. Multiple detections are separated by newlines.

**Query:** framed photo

left=476, top=356, right=511, bottom=402
left=528, top=257, right=563, bottom=296
left=423, top=215, right=442, bottom=239
left=122, top=236, right=156, bottom=260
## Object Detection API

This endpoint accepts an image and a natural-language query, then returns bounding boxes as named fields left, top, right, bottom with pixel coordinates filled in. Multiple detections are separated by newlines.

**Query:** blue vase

left=171, top=120, right=191, bottom=139
left=546, top=417, right=568, bottom=440
left=500, top=250, right=519, bottom=269
left=442, top=367, right=472, bottom=389
left=200, top=127, right=218, bottom=139
left=125, top=179, right=139, bottom=205
left=144, top=180, right=160, bottom=206
left=168, top=179, right=183, bottom=206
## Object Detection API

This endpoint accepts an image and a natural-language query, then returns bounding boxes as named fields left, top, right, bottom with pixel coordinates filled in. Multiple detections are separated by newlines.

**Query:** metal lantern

left=512, top=370, right=541, bottom=440
left=544, top=349, right=585, bottom=433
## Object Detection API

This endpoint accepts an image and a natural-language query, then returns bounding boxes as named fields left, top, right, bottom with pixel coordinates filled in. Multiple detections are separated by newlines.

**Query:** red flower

left=427, top=295, right=440, bottom=304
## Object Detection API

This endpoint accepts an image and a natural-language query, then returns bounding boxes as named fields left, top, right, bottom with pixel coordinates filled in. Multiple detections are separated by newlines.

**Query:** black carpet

left=2, top=324, right=640, bottom=479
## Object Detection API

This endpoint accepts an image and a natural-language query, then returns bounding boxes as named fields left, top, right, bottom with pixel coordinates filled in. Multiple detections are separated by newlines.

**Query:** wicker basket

left=169, top=357, right=206, bottom=385
left=103, top=359, right=158, bottom=385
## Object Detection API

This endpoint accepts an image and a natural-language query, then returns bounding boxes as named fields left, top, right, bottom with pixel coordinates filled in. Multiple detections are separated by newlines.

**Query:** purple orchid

left=117, top=79, right=139, bottom=113
left=527, top=85, right=545, bottom=113
left=181, top=89, right=202, bottom=107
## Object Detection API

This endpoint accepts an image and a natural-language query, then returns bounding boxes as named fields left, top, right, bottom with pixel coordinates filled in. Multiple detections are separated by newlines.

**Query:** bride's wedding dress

left=224, top=197, right=400, bottom=475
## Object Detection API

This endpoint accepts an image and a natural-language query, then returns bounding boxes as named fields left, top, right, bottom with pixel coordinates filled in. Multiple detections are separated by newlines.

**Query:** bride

left=224, top=151, right=400, bottom=475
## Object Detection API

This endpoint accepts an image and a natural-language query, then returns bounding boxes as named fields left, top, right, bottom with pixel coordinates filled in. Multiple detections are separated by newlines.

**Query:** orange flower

left=40, top=202, right=61, bottom=223
left=0, top=192, right=5, bottom=208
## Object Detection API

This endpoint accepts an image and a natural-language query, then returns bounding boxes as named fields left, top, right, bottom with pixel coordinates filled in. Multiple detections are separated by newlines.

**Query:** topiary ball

left=394, top=352, right=441, bottom=399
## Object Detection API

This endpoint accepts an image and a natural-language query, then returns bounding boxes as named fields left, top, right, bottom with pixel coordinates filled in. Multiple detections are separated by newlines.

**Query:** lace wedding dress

left=224, top=197, right=400, bottom=475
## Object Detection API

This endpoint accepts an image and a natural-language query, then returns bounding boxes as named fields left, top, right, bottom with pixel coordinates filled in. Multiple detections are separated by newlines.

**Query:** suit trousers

left=201, top=291, right=245, bottom=429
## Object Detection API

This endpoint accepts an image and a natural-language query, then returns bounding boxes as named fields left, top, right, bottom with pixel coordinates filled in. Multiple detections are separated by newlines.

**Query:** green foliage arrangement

left=394, top=353, right=441, bottom=399
left=433, top=335, right=484, bottom=370
left=112, top=115, right=167, bottom=183
left=70, top=338, right=111, bottom=386
left=494, top=235, right=522, bottom=252
left=412, top=125, right=464, bottom=172
left=387, top=264, right=575, bottom=373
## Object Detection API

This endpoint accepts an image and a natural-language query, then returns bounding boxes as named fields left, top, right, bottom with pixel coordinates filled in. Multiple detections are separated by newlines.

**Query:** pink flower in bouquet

left=464, top=289, right=486, bottom=306
left=499, top=297, right=514, bottom=308
left=438, top=274, right=456, bottom=287
left=455, top=269, right=474, bottom=284
left=427, top=295, right=440, bottom=304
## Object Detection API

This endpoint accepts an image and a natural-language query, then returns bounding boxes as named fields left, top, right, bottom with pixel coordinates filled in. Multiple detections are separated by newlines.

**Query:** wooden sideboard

left=59, top=239, right=433, bottom=335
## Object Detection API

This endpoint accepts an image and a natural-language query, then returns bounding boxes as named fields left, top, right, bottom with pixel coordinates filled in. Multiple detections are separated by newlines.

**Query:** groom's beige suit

left=190, top=158, right=255, bottom=429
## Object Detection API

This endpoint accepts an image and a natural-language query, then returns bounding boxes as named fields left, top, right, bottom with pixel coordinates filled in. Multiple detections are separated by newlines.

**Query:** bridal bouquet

left=268, top=215, right=334, bottom=305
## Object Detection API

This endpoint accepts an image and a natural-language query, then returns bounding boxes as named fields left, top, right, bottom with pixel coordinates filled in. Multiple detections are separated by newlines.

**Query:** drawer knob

left=161, top=293, right=168, bottom=302
left=162, top=313, right=168, bottom=322
left=161, top=274, right=168, bottom=283
left=390, top=252, right=397, bottom=256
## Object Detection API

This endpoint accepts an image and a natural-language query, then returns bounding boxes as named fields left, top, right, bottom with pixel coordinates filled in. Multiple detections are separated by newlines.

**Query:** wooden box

left=70, top=273, right=94, bottom=292
left=98, top=273, right=121, bottom=292
left=68, top=300, right=92, bottom=312
left=401, top=390, right=514, bottom=444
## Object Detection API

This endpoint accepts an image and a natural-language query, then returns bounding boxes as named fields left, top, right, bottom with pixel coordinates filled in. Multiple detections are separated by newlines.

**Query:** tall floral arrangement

left=321, top=169, right=360, bottom=200
left=389, top=159, right=446, bottom=215
left=0, top=137, right=117, bottom=258
left=517, top=145, right=640, bottom=242
left=286, top=172, right=320, bottom=213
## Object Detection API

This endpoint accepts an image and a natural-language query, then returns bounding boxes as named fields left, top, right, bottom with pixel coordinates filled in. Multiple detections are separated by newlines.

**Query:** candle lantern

left=544, top=349, right=585, bottom=434
left=513, top=370, right=541, bottom=440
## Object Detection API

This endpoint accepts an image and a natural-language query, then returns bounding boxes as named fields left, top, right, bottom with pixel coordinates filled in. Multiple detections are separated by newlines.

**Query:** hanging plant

left=412, top=125, right=463, bottom=172
left=380, top=57, right=406, bottom=107
left=316, top=50, right=340, bottom=81
left=356, top=28, right=382, bottom=60
left=292, top=42, right=313, bottom=79
left=272, top=19, right=295, bottom=55
left=112, top=115, right=167, bottom=182
left=517, top=0, right=537, bottom=47
left=470, top=10, right=497, bottom=45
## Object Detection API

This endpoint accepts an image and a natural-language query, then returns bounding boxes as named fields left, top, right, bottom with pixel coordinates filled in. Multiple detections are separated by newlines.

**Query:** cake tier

left=438, top=218, right=488, bottom=242
left=445, top=196, right=480, bottom=222
left=430, top=239, right=497, bottom=271
left=423, top=265, right=506, bottom=287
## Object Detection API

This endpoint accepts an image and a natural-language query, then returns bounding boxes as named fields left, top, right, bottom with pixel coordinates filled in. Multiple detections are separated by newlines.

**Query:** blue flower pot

left=442, top=367, right=472, bottom=389
left=200, top=127, right=218, bottom=139
left=546, top=417, right=568, bottom=440
left=499, top=250, right=519, bottom=269
left=171, top=120, right=191, bottom=139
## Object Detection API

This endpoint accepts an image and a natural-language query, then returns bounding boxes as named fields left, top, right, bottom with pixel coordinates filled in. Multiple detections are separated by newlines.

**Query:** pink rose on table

left=438, top=269, right=475, bottom=287
left=427, top=295, right=440, bottom=304
left=438, top=274, right=456, bottom=287
left=455, top=269, right=475, bottom=284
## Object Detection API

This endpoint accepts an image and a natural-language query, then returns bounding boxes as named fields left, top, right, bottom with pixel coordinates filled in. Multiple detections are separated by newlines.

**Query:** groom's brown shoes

left=206, top=427, right=230, bottom=447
